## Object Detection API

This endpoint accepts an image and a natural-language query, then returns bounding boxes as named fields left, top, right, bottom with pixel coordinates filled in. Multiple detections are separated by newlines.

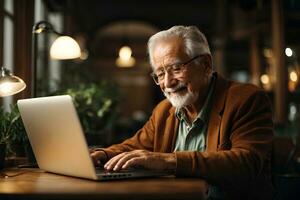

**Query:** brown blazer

left=103, top=73, right=274, bottom=199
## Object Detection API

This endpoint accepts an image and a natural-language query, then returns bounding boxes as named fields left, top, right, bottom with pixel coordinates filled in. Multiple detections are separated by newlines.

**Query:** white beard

left=163, top=82, right=198, bottom=108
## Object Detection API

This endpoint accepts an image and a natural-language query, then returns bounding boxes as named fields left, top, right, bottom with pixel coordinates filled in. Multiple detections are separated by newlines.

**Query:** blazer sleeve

left=174, top=90, right=273, bottom=187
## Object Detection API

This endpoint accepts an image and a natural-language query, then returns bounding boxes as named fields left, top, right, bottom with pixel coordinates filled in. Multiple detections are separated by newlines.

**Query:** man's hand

left=104, top=150, right=176, bottom=171
left=90, top=149, right=107, bottom=166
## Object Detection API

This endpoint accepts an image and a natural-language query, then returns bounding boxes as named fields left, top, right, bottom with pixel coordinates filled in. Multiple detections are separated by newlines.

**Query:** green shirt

left=174, top=73, right=224, bottom=199
left=174, top=73, right=216, bottom=152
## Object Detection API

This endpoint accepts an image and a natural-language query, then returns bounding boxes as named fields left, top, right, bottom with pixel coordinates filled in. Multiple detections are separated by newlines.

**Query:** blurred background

left=1, top=1, right=300, bottom=193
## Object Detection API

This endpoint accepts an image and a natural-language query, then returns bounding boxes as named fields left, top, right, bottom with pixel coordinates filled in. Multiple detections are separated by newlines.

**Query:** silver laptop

left=17, top=95, right=170, bottom=180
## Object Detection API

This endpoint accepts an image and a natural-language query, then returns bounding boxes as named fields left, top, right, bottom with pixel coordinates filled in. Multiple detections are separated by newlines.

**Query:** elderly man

left=91, top=26, right=274, bottom=199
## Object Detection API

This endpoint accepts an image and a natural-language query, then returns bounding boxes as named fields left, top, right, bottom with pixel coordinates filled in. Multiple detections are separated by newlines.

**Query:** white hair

left=147, top=25, right=211, bottom=67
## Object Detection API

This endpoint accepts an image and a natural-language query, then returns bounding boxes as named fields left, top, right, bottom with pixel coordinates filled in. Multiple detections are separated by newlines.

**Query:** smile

left=170, top=86, right=187, bottom=95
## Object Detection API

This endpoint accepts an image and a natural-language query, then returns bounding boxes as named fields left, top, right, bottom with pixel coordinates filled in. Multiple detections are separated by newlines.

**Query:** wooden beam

left=212, top=0, right=227, bottom=76
left=13, top=0, right=34, bottom=100
left=272, top=0, right=287, bottom=124
left=249, top=33, right=261, bottom=86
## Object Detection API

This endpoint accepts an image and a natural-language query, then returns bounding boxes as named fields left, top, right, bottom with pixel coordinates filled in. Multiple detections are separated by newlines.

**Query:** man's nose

left=163, top=72, right=176, bottom=88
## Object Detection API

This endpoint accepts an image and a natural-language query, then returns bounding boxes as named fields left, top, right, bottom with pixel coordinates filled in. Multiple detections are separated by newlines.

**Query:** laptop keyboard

left=95, top=166, right=172, bottom=180
left=95, top=167, right=134, bottom=179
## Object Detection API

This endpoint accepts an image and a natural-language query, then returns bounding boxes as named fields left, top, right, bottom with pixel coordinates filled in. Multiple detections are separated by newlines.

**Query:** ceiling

left=43, top=0, right=300, bottom=72
left=43, top=0, right=300, bottom=43
left=45, top=0, right=214, bottom=34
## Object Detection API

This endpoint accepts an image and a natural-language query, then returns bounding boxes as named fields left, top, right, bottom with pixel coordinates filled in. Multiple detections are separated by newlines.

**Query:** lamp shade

left=0, top=67, right=26, bottom=97
left=50, top=36, right=81, bottom=60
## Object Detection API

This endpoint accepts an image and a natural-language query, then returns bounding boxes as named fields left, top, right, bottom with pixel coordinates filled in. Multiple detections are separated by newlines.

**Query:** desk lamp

left=32, top=21, right=81, bottom=97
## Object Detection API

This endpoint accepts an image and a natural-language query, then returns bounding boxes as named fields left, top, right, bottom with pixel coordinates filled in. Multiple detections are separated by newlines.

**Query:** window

left=0, top=0, right=34, bottom=108
left=1, top=0, right=15, bottom=110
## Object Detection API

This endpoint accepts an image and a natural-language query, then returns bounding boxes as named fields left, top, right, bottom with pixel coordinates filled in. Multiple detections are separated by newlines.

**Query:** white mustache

left=164, top=82, right=187, bottom=93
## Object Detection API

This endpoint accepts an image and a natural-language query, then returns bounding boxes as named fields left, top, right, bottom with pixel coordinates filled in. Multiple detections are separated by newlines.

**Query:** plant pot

left=0, top=143, right=6, bottom=169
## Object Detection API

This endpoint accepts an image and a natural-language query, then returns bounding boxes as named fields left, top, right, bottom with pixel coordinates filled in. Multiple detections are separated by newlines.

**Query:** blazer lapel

left=206, top=73, right=229, bottom=152
left=168, top=107, right=179, bottom=151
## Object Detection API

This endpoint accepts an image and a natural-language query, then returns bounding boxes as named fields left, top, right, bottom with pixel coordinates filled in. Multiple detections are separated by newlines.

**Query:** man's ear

left=202, top=54, right=212, bottom=76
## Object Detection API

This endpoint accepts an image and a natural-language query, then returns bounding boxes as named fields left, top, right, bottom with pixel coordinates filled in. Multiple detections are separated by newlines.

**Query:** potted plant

left=0, top=104, right=29, bottom=169
left=53, top=81, right=121, bottom=147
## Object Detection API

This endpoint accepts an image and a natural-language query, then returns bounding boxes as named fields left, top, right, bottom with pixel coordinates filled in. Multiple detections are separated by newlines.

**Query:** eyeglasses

left=150, top=54, right=204, bottom=85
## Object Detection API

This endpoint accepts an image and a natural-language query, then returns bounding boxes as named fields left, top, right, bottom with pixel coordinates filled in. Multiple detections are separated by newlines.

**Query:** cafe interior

left=1, top=0, right=300, bottom=199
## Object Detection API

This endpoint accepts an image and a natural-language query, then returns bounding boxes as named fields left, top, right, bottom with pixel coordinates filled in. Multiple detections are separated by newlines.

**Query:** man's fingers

left=104, top=152, right=127, bottom=170
left=100, top=151, right=176, bottom=171
left=112, top=153, right=141, bottom=171
left=90, top=151, right=106, bottom=166
left=122, top=157, right=144, bottom=169
left=105, top=150, right=146, bottom=171
left=90, top=152, right=100, bottom=166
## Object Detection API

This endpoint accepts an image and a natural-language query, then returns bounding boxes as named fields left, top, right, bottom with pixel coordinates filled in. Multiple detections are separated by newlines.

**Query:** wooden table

left=0, top=168, right=208, bottom=200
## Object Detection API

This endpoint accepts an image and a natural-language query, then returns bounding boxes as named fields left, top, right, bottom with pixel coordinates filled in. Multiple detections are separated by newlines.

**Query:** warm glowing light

left=0, top=80, right=26, bottom=97
left=35, top=28, right=43, bottom=34
left=263, top=48, right=272, bottom=58
left=50, top=36, right=81, bottom=60
left=0, top=82, right=13, bottom=94
left=290, top=71, right=298, bottom=82
left=119, top=46, right=132, bottom=60
left=260, top=74, right=270, bottom=85
left=116, top=46, right=136, bottom=68
left=0, top=67, right=26, bottom=97
left=285, top=47, right=293, bottom=57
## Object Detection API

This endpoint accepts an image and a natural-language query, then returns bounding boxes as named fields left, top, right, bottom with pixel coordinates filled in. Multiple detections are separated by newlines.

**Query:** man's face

left=152, top=37, right=210, bottom=108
